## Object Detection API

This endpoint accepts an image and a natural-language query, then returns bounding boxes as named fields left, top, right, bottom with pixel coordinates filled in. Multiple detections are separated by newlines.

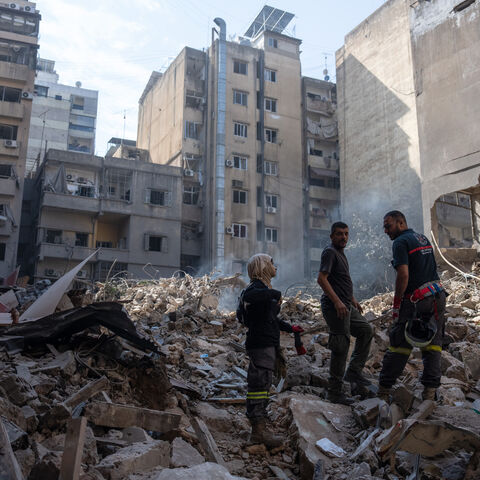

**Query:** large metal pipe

left=213, top=17, right=226, bottom=271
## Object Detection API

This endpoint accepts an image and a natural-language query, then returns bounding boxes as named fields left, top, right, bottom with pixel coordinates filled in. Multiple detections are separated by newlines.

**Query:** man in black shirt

left=378, top=211, right=446, bottom=402
left=318, top=222, right=373, bottom=405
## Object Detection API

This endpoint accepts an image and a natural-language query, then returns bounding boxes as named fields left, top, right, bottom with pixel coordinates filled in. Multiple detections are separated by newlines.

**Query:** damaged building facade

left=336, top=0, right=480, bottom=270
left=28, top=143, right=182, bottom=282
left=0, top=1, right=40, bottom=282
left=137, top=7, right=328, bottom=283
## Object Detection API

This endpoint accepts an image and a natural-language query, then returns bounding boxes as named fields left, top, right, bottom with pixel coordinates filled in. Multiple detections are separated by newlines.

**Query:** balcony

left=0, top=62, right=29, bottom=83
left=0, top=101, right=24, bottom=119
left=38, top=243, right=129, bottom=264
left=42, top=191, right=100, bottom=213
left=0, top=142, right=19, bottom=157
left=308, top=155, right=339, bottom=170
left=306, top=96, right=335, bottom=115
left=0, top=177, right=16, bottom=196
left=309, top=185, right=340, bottom=202
left=68, top=127, right=95, bottom=139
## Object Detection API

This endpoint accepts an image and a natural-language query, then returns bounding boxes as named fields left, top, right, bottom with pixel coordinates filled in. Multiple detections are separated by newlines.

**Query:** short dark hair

left=384, top=210, right=407, bottom=223
left=331, top=221, right=348, bottom=234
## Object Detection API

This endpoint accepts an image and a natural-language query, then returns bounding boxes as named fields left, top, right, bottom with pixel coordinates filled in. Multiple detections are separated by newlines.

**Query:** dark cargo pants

left=323, top=307, right=373, bottom=395
left=246, top=346, right=276, bottom=419
left=379, top=291, right=446, bottom=389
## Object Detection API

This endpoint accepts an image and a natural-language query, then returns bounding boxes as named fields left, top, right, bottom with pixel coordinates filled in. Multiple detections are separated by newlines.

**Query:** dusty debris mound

left=0, top=271, right=480, bottom=479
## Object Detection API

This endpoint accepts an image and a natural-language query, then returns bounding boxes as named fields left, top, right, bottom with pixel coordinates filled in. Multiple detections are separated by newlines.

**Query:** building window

left=105, top=169, right=132, bottom=201
left=0, top=164, right=12, bottom=177
left=232, top=223, right=247, bottom=238
left=45, top=229, right=62, bottom=244
left=264, top=69, right=277, bottom=83
left=96, top=261, right=127, bottom=281
left=265, top=128, right=277, bottom=144
left=264, top=161, right=278, bottom=176
left=0, top=124, right=17, bottom=140
left=233, top=90, right=248, bottom=106
left=0, top=242, right=5, bottom=261
left=146, top=189, right=171, bottom=206
left=185, top=121, right=200, bottom=139
left=234, top=122, right=247, bottom=138
left=233, top=155, right=247, bottom=170
left=0, top=41, right=36, bottom=68
left=69, top=114, right=95, bottom=132
left=0, top=86, right=21, bottom=103
left=0, top=13, right=39, bottom=36
left=146, top=235, right=167, bottom=252
left=75, top=233, right=89, bottom=247
left=268, top=38, right=278, bottom=48
left=265, top=98, right=277, bottom=112
left=183, top=185, right=200, bottom=205
left=34, top=85, right=49, bottom=97
left=265, top=228, right=278, bottom=243
left=233, top=189, right=247, bottom=204
left=77, top=185, right=95, bottom=197
left=265, top=194, right=278, bottom=209
left=72, top=96, right=85, bottom=110
left=96, top=241, right=113, bottom=248
left=233, top=60, right=248, bottom=75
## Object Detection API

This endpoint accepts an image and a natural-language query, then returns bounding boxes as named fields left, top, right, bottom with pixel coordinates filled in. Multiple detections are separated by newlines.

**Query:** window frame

left=232, top=223, right=247, bottom=238
left=233, top=189, right=247, bottom=204
left=265, top=227, right=278, bottom=243
left=234, top=122, right=248, bottom=138
left=232, top=155, right=247, bottom=170
left=268, top=38, right=278, bottom=48
left=265, top=194, right=278, bottom=209
left=264, top=97, right=277, bottom=113
left=146, top=188, right=171, bottom=206
left=265, top=128, right=277, bottom=144
left=185, top=121, right=200, bottom=139
left=183, top=184, right=200, bottom=205
left=233, top=90, right=248, bottom=106
left=233, top=60, right=248, bottom=75
left=264, top=68, right=277, bottom=83
left=264, top=161, right=278, bottom=176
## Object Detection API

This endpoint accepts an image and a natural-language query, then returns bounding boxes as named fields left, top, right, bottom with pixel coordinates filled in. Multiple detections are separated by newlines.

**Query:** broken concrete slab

left=84, top=401, right=181, bottom=433
left=3, top=417, right=28, bottom=450
left=195, top=401, right=233, bottom=433
left=0, top=418, right=23, bottom=479
left=63, top=376, right=109, bottom=409
left=0, top=373, right=37, bottom=405
left=170, top=437, right=205, bottom=468
left=144, top=462, right=248, bottom=480
left=353, top=398, right=383, bottom=428
left=121, top=426, right=152, bottom=444
left=96, top=440, right=170, bottom=480
left=391, top=384, right=414, bottom=413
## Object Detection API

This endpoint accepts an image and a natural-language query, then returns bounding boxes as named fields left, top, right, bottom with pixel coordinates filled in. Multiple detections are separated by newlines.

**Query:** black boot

left=249, top=418, right=283, bottom=448
left=326, top=390, right=355, bottom=406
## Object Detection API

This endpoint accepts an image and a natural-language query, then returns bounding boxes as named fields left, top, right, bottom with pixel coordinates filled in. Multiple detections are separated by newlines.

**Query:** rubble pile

left=0, top=270, right=479, bottom=479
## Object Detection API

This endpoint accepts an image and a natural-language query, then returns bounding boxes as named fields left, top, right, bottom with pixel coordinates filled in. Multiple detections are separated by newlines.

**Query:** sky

left=35, top=0, right=386, bottom=155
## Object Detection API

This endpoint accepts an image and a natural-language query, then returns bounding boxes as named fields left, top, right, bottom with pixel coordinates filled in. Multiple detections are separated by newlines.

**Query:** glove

left=392, top=296, right=401, bottom=322
left=296, top=345, right=307, bottom=355
left=292, top=325, right=304, bottom=333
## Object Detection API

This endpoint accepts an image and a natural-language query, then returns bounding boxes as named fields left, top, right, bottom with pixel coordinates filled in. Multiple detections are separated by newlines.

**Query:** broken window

left=0, top=124, right=17, bottom=140
left=185, top=121, right=200, bottom=139
left=265, top=228, right=278, bottom=243
left=265, top=128, right=277, bottom=144
left=105, top=169, right=132, bottom=201
left=233, top=60, right=248, bottom=75
left=233, top=189, right=247, bottom=204
left=183, top=185, right=200, bottom=205
left=45, top=229, right=62, bottom=244
left=0, top=164, right=12, bottom=177
left=264, top=68, right=277, bottom=83
left=184, top=153, right=202, bottom=172
left=232, top=223, right=247, bottom=238
left=146, top=189, right=171, bottom=206
left=71, top=96, right=85, bottom=111
left=0, top=86, right=21, bottom=102
left=146, top=235, right=167, bottom=252
left=234, top=122, right=248, bottom=138
left=233, top=90, right=248, bottom=106
left=75, top=232, right=89, bottom=247
left=232, top=155, right=247, bottom=170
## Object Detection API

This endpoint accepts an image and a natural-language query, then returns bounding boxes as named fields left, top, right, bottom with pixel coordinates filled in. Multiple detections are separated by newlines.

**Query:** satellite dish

left=75, top=81, right=82, bottom=88
left=324, top=75, right=330, bottom=81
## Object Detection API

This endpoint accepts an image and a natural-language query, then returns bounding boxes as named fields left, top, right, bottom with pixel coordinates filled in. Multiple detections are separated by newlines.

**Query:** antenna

left=122, top=110, right=126, bottom=145
left=323, top=55, right=329, bottom=82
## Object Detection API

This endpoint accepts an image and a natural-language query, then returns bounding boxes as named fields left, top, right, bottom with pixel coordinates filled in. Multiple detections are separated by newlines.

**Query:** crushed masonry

left=0, top=267, right=479, bottom=479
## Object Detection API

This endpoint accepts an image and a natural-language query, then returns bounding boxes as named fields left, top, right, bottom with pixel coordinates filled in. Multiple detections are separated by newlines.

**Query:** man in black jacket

left=237, top=253, right=304, bottom=448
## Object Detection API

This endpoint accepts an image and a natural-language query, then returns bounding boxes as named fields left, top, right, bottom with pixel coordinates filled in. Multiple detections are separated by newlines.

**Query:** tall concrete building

left=301, top=77, right=339, bottom=278
left=30, top=144, right=182, bottom=282
left=0, top=1, right=40, bottom=282
left=138, top=7, right=307, bottom=284
left=336, top=0, right=480, bottom=260
left=26, top=58, right=98, bottom=174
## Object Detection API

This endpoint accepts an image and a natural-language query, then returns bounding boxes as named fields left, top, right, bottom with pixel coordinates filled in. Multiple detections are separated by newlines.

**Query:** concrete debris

left=0, top=270, right=479, bottom=478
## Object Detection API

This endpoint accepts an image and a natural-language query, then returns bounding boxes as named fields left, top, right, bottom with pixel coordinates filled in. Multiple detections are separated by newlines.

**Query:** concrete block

left=121, top=426, right=153, bottom=444
left=149, top=462, right=248, bottom=479
left=170, top=437, right=205, bottom=467
left=392, top=384, right=414, bottom=413
left=353, top=398, right=383, bottom=428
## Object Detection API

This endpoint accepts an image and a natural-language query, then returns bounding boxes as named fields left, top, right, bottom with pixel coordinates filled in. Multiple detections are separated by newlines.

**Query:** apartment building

left=25, top=58, right=98, bottom=174
left=31, top=144, right=182, bottom=282
left=138, top=7, right=306, bottom=284
left=302, top=77, right=339, bottom=278
left=0, top=1, right=40, bottom=282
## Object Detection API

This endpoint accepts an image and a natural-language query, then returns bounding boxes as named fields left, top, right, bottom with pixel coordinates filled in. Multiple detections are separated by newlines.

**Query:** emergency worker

left=237, top=253, right=304, bottom=448
left=378, top=211, right=447, bottom=401
left=317, top=222, right=373, bottom=405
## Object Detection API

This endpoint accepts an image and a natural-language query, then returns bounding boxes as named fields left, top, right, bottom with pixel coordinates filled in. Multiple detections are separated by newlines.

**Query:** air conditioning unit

left=4, top=140, right=17, bottom=148
left=23, top=5, right=34, bottom=12
left=77, top=177, right=87, bottom=183
left=225, top=159, right=234, bottom=167
left=226, top=226, right=234, bottom=235
left=66, top=174, right=73, bottom=180
left=184, top=169, right=195, bottom=177
left=266, top=206, right=277, bottom=214
left=22, top=91, right=33, bottom=100
left=9, top=3, right=20, bottom=10
left=77, top=270, right=88, bottom=278
left=45, top=268, right=57, bottom=277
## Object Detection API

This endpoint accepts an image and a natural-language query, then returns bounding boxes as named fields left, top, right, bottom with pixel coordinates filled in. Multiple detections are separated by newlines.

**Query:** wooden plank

left=59, top=417, right=87, bottom=480
left=100, top=391, right=112, bottom=403
left=64, top=376, right=109, bottom=408
left=84, top=401, right=181, bottom=433
left=0, top=418, right=23, bottom=480
left=190, top=416, right=226, bottom=467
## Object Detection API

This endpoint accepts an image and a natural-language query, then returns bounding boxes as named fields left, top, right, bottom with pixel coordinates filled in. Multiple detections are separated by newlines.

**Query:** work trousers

left=379, top=291, right=446, bottom=389
left=323, top=307, right=373, bottom=395
left=246, top=346, right=276, bottom=419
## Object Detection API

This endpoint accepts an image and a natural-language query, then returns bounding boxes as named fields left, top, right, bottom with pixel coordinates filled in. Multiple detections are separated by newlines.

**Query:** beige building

left=302, top=77, right=339, bottom=278
left=31, top=144, right=182, bottom=282
left=336, top=0, right=480, bottom=262
left=0, top=1, right=40, bottom=282
left=138, top=7, right=307, bottom=284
